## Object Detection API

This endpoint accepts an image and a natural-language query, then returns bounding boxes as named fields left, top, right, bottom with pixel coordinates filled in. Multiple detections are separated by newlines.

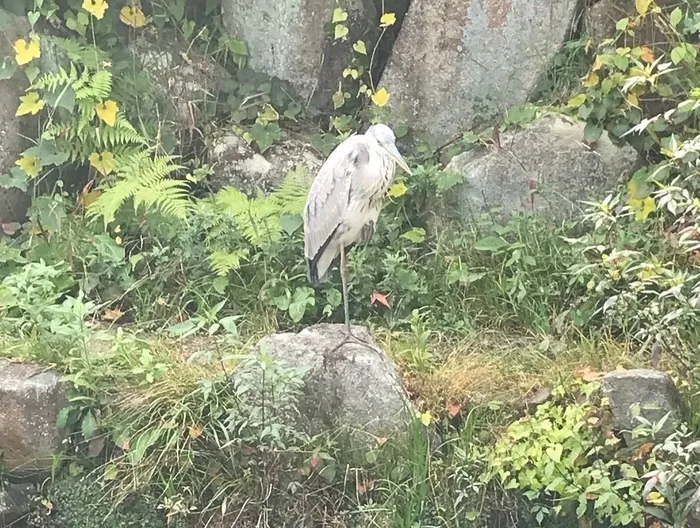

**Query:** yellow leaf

left=15, top=156, right=41, bottom=178
left=646, top=491, right=665, bottom=505
left=82, top=190, right=102, bottom=207
left=387, top=181, right=407, bottom=198
left=626, top=93, right=640, bottom=107
left=583, top=72, right=599, bottom=88
left=591, top=56, right=603, bottom=71
left=334, top=24, right=349, bottom=39
left=115, top=236, right=123, bottom=245
left=380, top=12, right=397, bottom=27
left=82, top=0, right=108, bottom=19
left=353, top=40, right=367, bottom=55
left=89, top=151, right=116, bottom=176
left=628, top=196, right=656, bottom=221
left=188, top=424, right=204, bottom=438
left=332, top=7, right=348, bottom=23
left=371, top=87, right=390, bottom=107
left=567, top=93, right=586, bottom=108
left=119, top=4, right=146, bottom=28
left=636, top=0, right=653, bottom=16
left=96, top=100, right=119, bottom=126
left=420, top=411, right=432, bottom=426
left=14, top=38, right=40, bottom=66
left=16, top=92, right=45, bottom=116
left=640, top=46, right=655, bottom=64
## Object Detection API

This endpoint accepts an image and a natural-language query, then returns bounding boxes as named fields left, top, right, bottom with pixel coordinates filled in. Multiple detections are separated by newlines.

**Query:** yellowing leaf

left=119, top=4, right=146, bottom=28
left=89, top=151, right=116, bottom=176
left=371, top=87, right=390, bottom=107
left=14, top=38, right=40, bottom=65
left=334, top=24, right=349, bottom=39
left=626, top=92, right=640, bottom=107
left=343, top=67, right=359, bottom=79
left=387, top=181, right=407, bottom=197
left=640, top=46, right=655, bottom=64
left=16, top=92, right=45, bottom=116
left=583, top=71, right=599, bottom=88
left=96, top=100, right=119, bottom=126
left=188, top=424, right=204, bottom=438
left=82, top=0, right=108, bottom=19
left=636, top=0, right=653, bottom=16
left=567, top=93, right=586, bottom=108
left=592, top=56, right=603, bottom=71
left=81, top=190, right=102, bottom=207
left=628, top=196, right=656, bottom=221
left=380, top=12, right=396, bottom=27
left=353, top=40, right=367, bottom=55
left=332, top=7, right=348, bottom=23
left=420, top=411, right=432, bottom=426
left=646, top=491, right=665, bottom=505
left=15, top=156, right=41, bottom=178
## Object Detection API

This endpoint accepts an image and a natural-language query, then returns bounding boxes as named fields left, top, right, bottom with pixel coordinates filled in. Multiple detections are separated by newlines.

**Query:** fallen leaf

left=14, top=38, right=40, bottom=65
left=188, top=424, right=204, bottom=438
left=632, top=442, right=655, bottom=461
left=375, top=437, right=387, bottom=447
left=371, top=87, right=390, bottom=107
left=119, top=4, right=146, bottom=27
left=575, top=366, right=603, bottom=382
left=447, top=398, right=461, bottom=417
left=309, top=455, right=322, bottom=470
left=82, top=0, right=109, bottom=19
left=96, top=100, right=119, bottom=126
left=380, top=12, right=396, bottom=27
left=102, top=308, right=123, bottom=322
left=370, top=290, right=391, bottom=308
left=16, top=92, right=45, bottom=116
left=357, top=479, right=376, bottom=495
left=89, top=151, right=116, bottom=176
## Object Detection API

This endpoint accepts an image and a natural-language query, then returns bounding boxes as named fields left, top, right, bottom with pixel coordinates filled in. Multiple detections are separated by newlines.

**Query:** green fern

left=87, top=150, right=191, bottom=225
left=214, top=166, right=310, bottom=247
left=208, top=249, right=250, bottom=276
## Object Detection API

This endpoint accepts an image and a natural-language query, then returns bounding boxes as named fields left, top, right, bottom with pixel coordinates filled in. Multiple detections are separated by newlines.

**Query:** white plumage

left=303, top=123, right=411, bottom=338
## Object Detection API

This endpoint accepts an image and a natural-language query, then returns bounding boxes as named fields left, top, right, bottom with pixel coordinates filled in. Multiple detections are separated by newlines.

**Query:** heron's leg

left=339, top=242, right=351, bottom=334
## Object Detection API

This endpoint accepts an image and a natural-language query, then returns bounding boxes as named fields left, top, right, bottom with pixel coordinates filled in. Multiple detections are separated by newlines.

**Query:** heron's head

left=366, top=123, right=412, bottom=175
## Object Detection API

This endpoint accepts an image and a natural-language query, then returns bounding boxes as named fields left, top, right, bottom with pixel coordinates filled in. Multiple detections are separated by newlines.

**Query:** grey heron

left=303, top=123, right=411, bottom=345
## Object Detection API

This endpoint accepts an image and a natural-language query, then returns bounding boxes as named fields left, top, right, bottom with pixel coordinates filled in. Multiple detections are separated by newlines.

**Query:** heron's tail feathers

left=307, top=258, right=321, bottom=285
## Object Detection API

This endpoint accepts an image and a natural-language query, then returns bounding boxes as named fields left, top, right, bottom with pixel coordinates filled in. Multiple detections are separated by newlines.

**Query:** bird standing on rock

left=303, top=124, right=411, bottom=347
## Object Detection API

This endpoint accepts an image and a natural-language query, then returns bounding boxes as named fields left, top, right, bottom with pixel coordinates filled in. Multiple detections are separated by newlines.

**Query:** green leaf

left=671, top=44, right=687, bottom=64
left=170, top=0, right=185, bottom=20
left=81, top=411, right=98, bottom=440
left=332, top=7, right=348, bottom=23
left=567, top=93, right=586, bottom=108
left=219, top=316, right=238, bottom=337
left=435, top=170, right=464, bottom=192
left=616, top=17, right=629, bottom=31
left=0, top=56, right=17, bottom=80
left=168, top=319, right=198, bottom=336
left=280, top=213, right=303, bottom=235
left=401, top=227, right=426, bottom=243
left=56, top=407, right=74, bottom=429
left=474, top=236, right=509, bottom=252
left=669, top=7, right=683, bottom=27
left=0, top=170, right=28, bottom=191
left=584, top=121, right=603, bottom=143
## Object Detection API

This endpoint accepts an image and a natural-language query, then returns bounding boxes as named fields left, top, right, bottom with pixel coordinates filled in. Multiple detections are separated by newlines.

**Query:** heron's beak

left=385, top=144, right=412, bottom=175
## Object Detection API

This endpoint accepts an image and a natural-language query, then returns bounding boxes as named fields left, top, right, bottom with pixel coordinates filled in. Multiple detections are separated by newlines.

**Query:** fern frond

left=87, top=152, right=190, bottom=225
left=208, top=249, right=250, bottom=276
left=47, top=36, right=109, bottom=69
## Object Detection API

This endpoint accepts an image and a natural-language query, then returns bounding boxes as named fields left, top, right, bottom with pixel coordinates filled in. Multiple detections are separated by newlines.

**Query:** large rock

left=381, top=0, right=580, bottom=145
left=207, top=133, right=321, bottom=195
left=445, top=114, right=640, bottom=217
left=602, top=369, right=681, bottom=443
left=687, top=487, right=700, bottom=528
left=0, top=360, right=67, bottom=476
left=256, top=324, right=414, bottom=440
left=586, top=0, right=677, bottom=47
left=221, top=0, right=381, bottom=108
left=0, top=9, right=31, bottom=224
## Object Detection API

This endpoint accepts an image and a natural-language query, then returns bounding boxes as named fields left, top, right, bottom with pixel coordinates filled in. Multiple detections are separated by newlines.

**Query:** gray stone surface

left=0, top=360, right=67, bottom=476
left=0, top=483, right=33, bottom=525
left=0, top=9, right=31, bottom=224
left=256, top=324, right=414, bottom=440
left=221, top=0, right=380, bottom=107
left=687, top=487, right=700, bottom=528
left=208, top=133, right=320, bottom=195
left=445, top=114, right=640, bottom=218
left=381, top=0, right=580, bottom=145
left=602, top=369, right=681, bottom=442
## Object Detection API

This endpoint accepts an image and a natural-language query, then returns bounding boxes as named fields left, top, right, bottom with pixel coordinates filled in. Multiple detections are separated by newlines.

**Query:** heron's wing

left=303, top=136, right=370, bottom=262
